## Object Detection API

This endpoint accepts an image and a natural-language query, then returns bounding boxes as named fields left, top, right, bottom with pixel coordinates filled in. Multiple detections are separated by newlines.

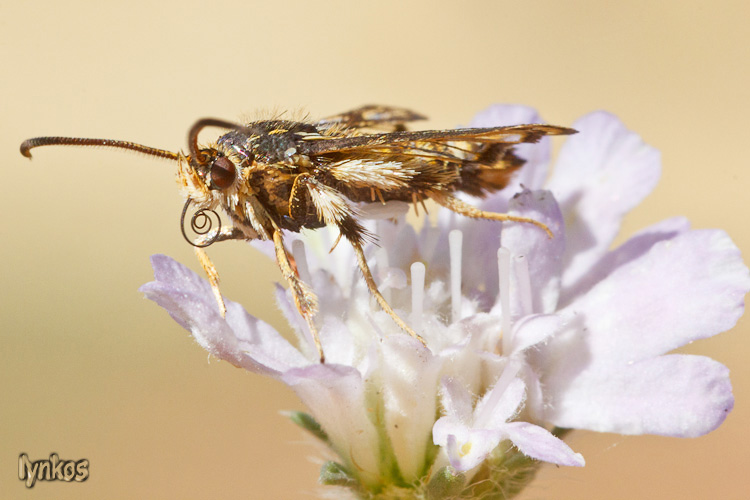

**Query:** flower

left=140, top=105, right=749, bottom=498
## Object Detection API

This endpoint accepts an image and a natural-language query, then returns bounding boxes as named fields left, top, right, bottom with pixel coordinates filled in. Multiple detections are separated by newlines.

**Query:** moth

left=20, top=105, right=575, bottom=362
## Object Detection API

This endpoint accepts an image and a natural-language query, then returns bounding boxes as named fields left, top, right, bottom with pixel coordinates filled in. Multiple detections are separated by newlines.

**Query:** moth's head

left=178, top=145, right=241, bottom=207
left=175, top=118, right=254, bottom=206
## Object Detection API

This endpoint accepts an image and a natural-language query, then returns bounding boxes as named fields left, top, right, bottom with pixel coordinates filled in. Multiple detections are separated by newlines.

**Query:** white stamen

left=449, top=229, right=462, bottom=323
left=515, top=255, right=533, bottom=317
left=291, top=240, right=312, bottom=285
left=497, top=247, right=512, bottom=353
left=410, top=262, right=425, bottom=332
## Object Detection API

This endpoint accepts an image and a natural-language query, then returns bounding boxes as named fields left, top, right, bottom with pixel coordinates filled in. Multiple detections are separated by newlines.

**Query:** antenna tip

left=19, top=140, right=33, bottom=159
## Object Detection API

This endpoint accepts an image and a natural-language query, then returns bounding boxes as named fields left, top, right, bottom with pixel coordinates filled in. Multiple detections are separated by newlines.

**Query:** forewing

left=315, top=105, right=427, bottom=132
left=298, top=124, right=576, bottom=157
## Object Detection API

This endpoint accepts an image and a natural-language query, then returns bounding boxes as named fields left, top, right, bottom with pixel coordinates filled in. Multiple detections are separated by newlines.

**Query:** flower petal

left=561, top=229, right=750, bottom=364
left=547, top=112, right=661, bottom=291
left=510, top=313, right=564, bottom=354
left=445, top=430, right=503, bottom=472
left=380, top=335, right=443, bottom=481
left=439, top=377, right=475, bottom=421
left=503, top=189, right=566, bottom=313
left=282, top=364, right=382, bottom=484
left=543, top=354, right=734, bottom=437
left=559, top=216, right=691, bottom=306
left=504, top=422, right=585, bottom=466
left=140, top=255, right=308, bottom=375
left=474, top=377, right=525, bottom=430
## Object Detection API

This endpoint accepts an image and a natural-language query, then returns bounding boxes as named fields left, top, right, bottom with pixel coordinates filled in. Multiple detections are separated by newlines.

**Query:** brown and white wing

left=315, top=105, right=427, bottom=132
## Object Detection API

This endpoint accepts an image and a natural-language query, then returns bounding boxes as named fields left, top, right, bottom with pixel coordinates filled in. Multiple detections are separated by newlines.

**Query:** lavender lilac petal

left=140, top=255, right=308, bottom=375
left=544, top=354, right=734, bottom=436
left=547, top=112, right=662, bottom=292
left=503, top=189, right=566, bottom=314
left=504, top=422, right=585, bottom=466
left=561, top=229, right=749, bottom=364
left=559, top=216, right=691, bottom=306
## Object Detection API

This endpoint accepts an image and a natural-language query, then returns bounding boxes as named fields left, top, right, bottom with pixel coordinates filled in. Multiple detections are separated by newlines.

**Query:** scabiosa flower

left=140, top=105, right=750, bottom=499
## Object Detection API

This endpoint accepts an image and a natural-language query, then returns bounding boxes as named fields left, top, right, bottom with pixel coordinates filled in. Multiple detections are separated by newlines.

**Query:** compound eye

left=210, top=156, right=236, bottom=189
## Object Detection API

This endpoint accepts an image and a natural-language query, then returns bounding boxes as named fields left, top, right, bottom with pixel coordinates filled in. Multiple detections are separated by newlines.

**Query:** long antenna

left=20, top=137, right=179, bottom=161
left=186, top=118, right=250, bottom=165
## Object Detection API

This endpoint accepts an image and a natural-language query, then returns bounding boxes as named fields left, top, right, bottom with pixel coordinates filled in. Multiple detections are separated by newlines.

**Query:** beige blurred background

left=2, top=1, right=749, bottom=498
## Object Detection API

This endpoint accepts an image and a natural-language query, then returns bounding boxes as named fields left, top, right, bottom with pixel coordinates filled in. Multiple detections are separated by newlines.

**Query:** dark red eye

left=210, top=156, right=236, bottom=189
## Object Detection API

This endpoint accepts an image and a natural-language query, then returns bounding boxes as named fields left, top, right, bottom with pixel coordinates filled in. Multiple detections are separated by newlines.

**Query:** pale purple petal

left=282, top=364, right=382, bottom=482
left=140, top=255, right=308, bottom=375
left=559, top=216, right=691, bottom=306
left=504, top=422, right=585, bottom=466
left=503, top=189, right=566, bottom=313
left=544, top=354, right=733, bottom=437
left=560, top=229, right=750, bottom=364
left=273, top=284, right=320, bottom=359
left=547, top=112, right=661, bottom=291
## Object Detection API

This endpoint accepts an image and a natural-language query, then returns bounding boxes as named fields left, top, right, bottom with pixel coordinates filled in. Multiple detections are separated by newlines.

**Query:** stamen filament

left=410, top=262, right=425, bottom=332
left=515, top=255, right=533, bottom=317
left=498, top=247, right=512, bottom=353
left=449, top=230, right=462, bottom=323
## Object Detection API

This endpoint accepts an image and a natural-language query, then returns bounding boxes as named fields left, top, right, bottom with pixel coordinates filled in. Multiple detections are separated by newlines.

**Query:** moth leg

left=431, top=192, right=553, bottom=238
left=348, top=236, right=428, bottom=348
left=272, top=228, right=324, bottom=363
left=195, top=247, right=227, bottom=318
left=192, top=226, right=247, bottom=318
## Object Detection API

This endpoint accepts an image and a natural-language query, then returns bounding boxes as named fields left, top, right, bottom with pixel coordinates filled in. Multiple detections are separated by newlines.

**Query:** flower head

left=140, top=105, right=749, bottom=498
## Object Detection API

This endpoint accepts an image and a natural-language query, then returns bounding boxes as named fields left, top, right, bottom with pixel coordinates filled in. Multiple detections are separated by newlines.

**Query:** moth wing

left=315, top=105, right=427, bottom=132
left=298, top=124, right=576, bottom=156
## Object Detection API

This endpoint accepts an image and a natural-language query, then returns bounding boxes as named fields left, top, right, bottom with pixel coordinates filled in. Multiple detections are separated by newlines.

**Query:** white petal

left=510, top=314, right=564, bottom=353
left=282, top=364, right=382, bottom=484
left=380, top=335, right=443, bottom=481
left=432, top=415, right=467, bottom=447
left=445, top=430, right=503, bottom=472
left=439, top=377, right=475, bottom=421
